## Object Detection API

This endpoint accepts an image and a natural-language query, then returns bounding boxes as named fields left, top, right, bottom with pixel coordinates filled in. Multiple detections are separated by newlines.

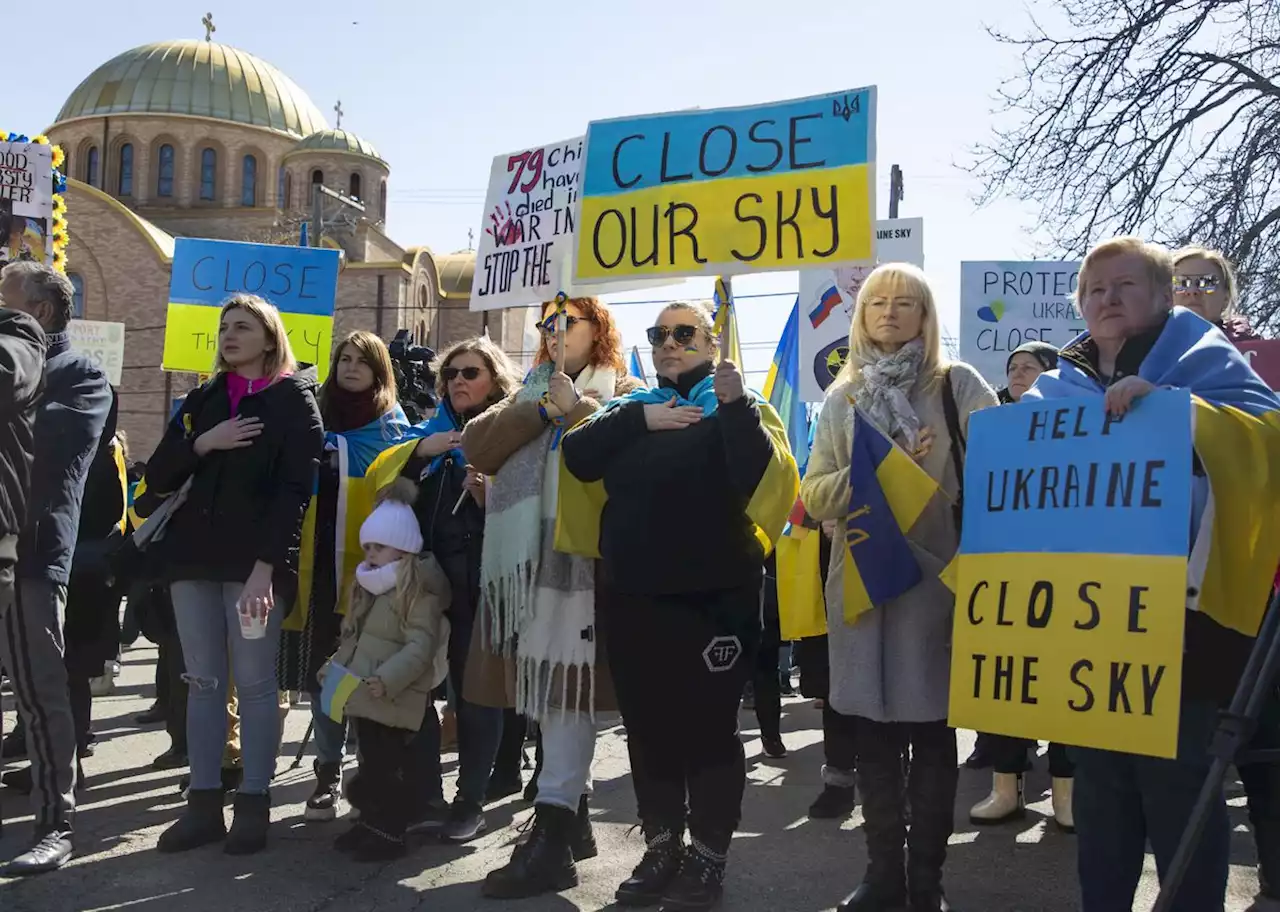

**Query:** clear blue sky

left=17, top=0, right=1049, bottom=386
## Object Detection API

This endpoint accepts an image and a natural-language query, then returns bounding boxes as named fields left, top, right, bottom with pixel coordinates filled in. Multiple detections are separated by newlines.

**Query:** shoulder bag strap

left=939, top=366, right=966, bottom=533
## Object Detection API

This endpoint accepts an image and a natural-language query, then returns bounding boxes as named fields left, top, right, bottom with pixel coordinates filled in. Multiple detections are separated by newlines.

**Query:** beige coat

left=325, top=555, right=451, bottom=731
left=802, top=362, right=997, bottom=723
left=459, top=373, right=643, bottom=712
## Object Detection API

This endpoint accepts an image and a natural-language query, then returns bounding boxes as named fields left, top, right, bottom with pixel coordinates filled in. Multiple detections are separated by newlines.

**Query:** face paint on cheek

left=684, top=346, right=699, bottom=354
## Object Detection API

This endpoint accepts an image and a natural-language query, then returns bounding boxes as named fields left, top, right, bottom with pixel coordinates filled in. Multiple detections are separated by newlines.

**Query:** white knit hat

left=359, top=500, right=423, bottom=555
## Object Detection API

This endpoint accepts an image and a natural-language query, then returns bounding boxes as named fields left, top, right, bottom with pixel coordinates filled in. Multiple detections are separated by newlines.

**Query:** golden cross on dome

left=334, top=100, right=344, bottom=128
left=202, top=12, right=216, bottom=41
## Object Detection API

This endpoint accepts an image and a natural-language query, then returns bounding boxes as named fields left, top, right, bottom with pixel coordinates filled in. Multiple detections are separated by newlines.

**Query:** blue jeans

left=1072, top=699, right=1229, bottom=912
left=311, top=701, right=347, bottom=766
left=171, top=581, right=283, bottom=795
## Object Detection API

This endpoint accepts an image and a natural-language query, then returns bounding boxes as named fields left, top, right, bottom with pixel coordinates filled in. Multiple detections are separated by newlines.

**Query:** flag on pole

left=713, top=276, right=743, bottom=366
left=762, top=298, right=809, bottom=469
left=628, top=345, right=648, bottom=385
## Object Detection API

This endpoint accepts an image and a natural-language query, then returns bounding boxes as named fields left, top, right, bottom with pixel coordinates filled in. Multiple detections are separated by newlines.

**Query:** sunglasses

left=538, top=314, right=588, bottom=335
left=646, top=324, right=700, bottom=347
left=442, top=366, right=485, bottom=382
left=1173, top=275, right=1220, bottom=294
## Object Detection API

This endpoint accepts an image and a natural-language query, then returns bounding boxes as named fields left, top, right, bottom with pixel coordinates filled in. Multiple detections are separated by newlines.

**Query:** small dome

left=53, top=40, right=329, bottom=138
left=287, top=129, right=384, bottom=164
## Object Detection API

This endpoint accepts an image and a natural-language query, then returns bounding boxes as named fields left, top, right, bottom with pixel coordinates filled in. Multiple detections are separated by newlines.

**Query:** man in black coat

left=0, top=260, right=111, bottom=875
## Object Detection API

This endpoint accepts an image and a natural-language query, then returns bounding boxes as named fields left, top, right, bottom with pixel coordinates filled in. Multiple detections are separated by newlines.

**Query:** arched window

left=283, top=172, right=293, bottom=209
left=157, top=144, right=175, bottom=197
left=69, top=273, right=85, bottom=319
left=200, top=148, right=217, bottom=201
left=379, top=180, right=387, bottom=222
left=117, top=144, right=134, bottom=196
left=241, top=154, right=257, bottom=206
left=349, top=172, right=361, bottom=200
left=311, top=169, right=323, bottom=186
left=86, top=147, right=100, bottom=187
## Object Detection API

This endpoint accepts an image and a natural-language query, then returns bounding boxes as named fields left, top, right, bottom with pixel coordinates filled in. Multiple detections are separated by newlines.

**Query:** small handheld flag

left=319, top=661, right=362, bottom=723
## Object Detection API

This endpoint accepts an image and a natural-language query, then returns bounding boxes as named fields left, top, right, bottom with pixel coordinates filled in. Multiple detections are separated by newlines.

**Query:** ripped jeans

left=171, top=581, right=283, bottom=795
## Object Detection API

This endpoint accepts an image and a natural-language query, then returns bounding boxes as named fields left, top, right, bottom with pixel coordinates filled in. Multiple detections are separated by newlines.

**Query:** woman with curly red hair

left=460, top=295, right=640, bottom=899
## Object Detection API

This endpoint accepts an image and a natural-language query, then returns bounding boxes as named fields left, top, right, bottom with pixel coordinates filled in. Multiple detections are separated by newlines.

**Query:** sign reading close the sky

left=797, top=217, right=924, bottom=402
left=69, top=319, right=126, bottom=386
left=163, top=238, right=340, bottom=380
left=1, top=142, right=54, bottom=266
left=947, top=390, right=1192, bottom=759
left=573, top=87, right=877, bottom=284
left=959, top=261, right=1085, bottom=388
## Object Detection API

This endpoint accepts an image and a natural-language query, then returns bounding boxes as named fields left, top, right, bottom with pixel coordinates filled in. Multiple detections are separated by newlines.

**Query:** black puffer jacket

left=144, top=368, right=323, bottom=593
left=0, top=310, right=44, bottom=568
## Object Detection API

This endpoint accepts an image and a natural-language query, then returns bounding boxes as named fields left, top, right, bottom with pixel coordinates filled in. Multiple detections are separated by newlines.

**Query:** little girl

left=320, top=480, right=450, bottom=861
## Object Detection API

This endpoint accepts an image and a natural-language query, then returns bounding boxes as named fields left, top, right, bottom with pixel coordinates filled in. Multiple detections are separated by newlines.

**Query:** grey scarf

left=850, top=338, right=924, bottom=449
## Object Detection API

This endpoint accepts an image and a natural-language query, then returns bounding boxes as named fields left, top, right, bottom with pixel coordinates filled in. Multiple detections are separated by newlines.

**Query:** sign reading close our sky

left=947, top=390, right=1192, bottom=759
left=573, top=87, right=877, bottom=284
left=959, top=261, right=1086, bottom=388
left=162, top=238, right=340, bottom=379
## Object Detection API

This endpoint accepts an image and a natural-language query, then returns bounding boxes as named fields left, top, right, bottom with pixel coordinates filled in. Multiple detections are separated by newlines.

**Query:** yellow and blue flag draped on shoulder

left=555, top=375, right=799, bottom=560
left=843, top=406, right=941, bottom=625
left=284, top=404, right=433, bottom=630
left=1023, top=307, right=1280, bottom=636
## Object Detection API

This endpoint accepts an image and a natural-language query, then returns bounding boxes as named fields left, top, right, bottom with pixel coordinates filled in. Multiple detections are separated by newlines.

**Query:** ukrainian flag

left=713, top=276, right=744, bottom=366
left=844, top=407, right=940, bottom=624
left=628, top=345, right=648, bottom=384
left=762, top=298, right=809, bottom=468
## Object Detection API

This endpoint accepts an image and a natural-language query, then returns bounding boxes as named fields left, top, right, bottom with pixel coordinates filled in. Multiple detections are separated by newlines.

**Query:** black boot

left=524, top=729, right=543, bottom=802
left=157, top=788, right=227, bottom=853
left=225, top=791, right=271, bottom=855
left=660, top=839, right=726, bottom=911
left=615, top=825, right=683, bottom=907
left=838, top=754, right=906, bottom=912
left=482, top=803, right=578, bottom=899
left=905, top=747, right=957, bottom=912
left=1254, top=819, right=1280, bottom=901
left=305, top=761, right=342, bottom=822
left=572, top=793, right=598, bottom=861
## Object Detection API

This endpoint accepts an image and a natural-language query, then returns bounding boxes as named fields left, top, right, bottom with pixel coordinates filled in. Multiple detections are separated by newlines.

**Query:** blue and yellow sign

left=947, top=390, right=1193, bottom=759
left=573, top=88, right=877, bottom=283
left=162, top=238, right=341, bottom=379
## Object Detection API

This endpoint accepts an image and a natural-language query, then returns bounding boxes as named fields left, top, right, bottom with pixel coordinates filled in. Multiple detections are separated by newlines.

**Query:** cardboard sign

left=68, top=319, right=125, bottom=386
left=947, top=390, right=1192, bottom=759
left=959, top=262, right=1086, bottom=388
left=797, top=217, right=924, bottom=401
left=162, top=238, right=340, bottom=379
left=573, top=87, right=877, bottom=284
left=1, top=142, right=54, bottom=266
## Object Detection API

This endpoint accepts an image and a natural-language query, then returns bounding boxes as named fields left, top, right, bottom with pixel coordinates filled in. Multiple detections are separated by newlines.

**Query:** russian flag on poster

left=809, top=285, right=842, bottom=329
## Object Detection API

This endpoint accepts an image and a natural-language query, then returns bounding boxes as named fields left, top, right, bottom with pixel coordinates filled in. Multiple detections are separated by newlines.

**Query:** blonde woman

left=1171, top=246, right=1262, bottom=342
left=802, top=264, right=997, bottom=912
left=144, top=294, right=323, bottom=856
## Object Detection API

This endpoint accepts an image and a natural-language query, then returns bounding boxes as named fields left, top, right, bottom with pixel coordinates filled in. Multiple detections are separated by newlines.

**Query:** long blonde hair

left=343, top=480, right=428, bottom=632
left=838, top=262, right=943, bottom=384
left=212, top=294, right=298, bottom=377
left=1172, top=245, right=1239, bottom=318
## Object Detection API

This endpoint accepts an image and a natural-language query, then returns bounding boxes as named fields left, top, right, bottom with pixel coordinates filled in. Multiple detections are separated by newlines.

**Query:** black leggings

left=986, top=734, right=1074, bottom=778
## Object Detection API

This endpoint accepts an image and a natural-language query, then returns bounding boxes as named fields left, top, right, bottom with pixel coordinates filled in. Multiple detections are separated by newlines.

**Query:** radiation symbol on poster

left=815, top=338, right=849, bottom=394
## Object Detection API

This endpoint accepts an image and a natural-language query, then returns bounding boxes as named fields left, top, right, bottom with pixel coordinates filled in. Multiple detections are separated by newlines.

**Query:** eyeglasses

left=442, top=366, right=484, bottom=382
left=538, top=314, right=588, bottom=336
left=1173, top=275, right=1220, bottom=294
left=646, top=324, right=699, bottom=347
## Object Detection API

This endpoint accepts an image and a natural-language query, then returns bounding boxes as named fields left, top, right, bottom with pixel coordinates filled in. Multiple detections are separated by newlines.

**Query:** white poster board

left=958, top=261, right=1084, bottom=388
left=69, top=319, right=125, bottom=386
left=1, top=142, right=54, bottom=265
left=797, top=217, right=924, bottom=402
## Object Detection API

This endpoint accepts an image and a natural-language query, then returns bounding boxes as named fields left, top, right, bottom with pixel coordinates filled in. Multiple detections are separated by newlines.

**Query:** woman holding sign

left=145, top=294, right=323, bottom=857
left=802, top=263, right=997, bottom=912
left=461, top=296, right=637, bottom=900
left=561, top=302, right=798, bottom=911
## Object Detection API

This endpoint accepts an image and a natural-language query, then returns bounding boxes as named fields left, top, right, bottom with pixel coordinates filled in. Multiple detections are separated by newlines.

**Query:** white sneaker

left=1051, top=777, right=1074, bottom=832
left=969, top=772, right=1025, bottom=823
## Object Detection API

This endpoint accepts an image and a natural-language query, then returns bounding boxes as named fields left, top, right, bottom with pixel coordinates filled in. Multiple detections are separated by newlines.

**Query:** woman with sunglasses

left=399, top=336, right=523, bottom=841
left=1172, top=246, right=1262, bottom=342
left=461, top=296, right=638, bottom=900
left=561, top=302, right=798, bottom=911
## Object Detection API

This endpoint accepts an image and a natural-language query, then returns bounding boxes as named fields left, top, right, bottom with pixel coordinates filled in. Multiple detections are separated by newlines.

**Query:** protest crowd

left=1, top=230, right=1279, bottom=912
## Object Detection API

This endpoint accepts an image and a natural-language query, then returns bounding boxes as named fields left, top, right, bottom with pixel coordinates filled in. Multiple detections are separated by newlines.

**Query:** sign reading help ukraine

left=946, top=390, right=1193, bottom=759
left=573, top=88, right=876, bottom=283
left=162, top=238, right=341, bottom=380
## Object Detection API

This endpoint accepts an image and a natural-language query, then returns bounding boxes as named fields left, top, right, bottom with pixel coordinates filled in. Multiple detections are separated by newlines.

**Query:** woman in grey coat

left=802, top=263, right=997, bottom=912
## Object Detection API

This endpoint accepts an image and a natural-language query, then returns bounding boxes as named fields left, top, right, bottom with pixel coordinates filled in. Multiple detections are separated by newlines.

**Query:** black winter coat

left=0, top=310, right=44, bottom=568
left=144, top=368, right=323, bottom=594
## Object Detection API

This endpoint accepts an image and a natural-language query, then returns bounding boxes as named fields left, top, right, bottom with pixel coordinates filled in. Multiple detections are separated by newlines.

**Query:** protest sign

left=797, top=217, right=924, bottom=401
left=573, top=88, right=877, bottom=284
left=162, top=238, right=340, bottom=379
left=1, top=142, right=54, bottom=266
left=947, top=390, right=1192, bottom=759
left=1237, top=339, right=1280, bottom=391
left=959, top=262, right=1085, bottom=388
left=69, top=319, right=125, bottom=386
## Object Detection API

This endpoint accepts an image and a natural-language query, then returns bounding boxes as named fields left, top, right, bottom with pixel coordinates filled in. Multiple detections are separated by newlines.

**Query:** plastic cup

left=238, top=602, right=267, bottom=640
